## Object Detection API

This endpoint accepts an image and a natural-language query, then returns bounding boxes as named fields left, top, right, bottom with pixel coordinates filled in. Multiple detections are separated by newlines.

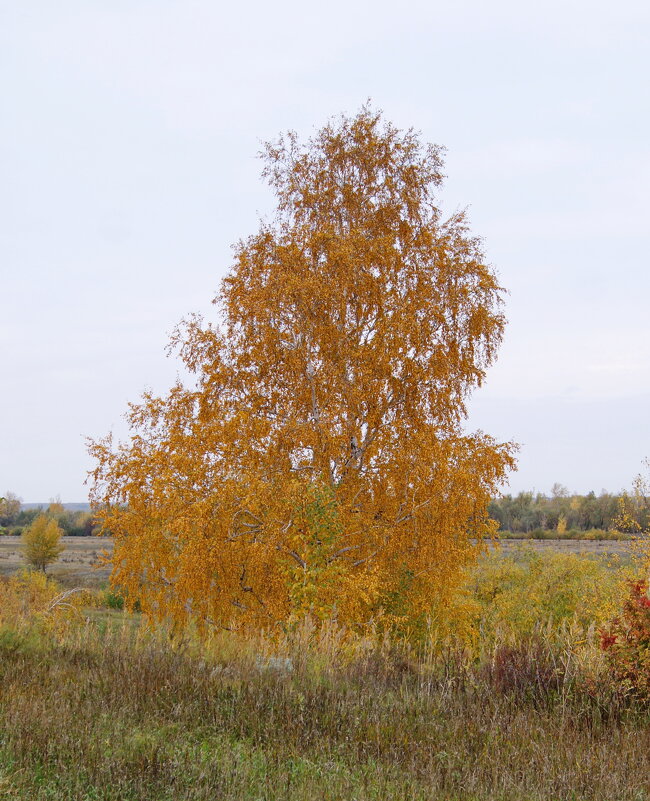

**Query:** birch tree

left=90, top=107, right=515, bottom=632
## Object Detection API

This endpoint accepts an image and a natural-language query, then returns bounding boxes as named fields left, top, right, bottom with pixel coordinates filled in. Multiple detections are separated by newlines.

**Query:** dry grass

left=0, top=536, right=112, bottom=588
left=0, top=617, right=649, bottom=801
left=0, top=544, right=647, bottom=800
left=0, top=535, right=633, bottom=591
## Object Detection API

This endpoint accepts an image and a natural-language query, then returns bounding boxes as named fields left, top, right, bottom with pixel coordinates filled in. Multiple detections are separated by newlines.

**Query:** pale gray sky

left=2, top=0, right=649, bottom=501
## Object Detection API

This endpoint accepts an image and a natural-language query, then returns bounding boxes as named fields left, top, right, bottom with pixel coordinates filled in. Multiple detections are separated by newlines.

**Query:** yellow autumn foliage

left=611, top=465, right=650, bottom=572
left=90, top=107, right=515, bottom=634
left=461, top=549, right=627, bottom=645
left=0, top=571, right=86, bottom=635
left=22, top=513, right=64, bottom=573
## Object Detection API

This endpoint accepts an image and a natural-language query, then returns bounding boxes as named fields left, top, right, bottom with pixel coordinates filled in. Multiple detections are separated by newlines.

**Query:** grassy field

left=0, top=536, right=113, bottom=587
left=0, top=534, right=633, bottom=590
left=0, top=538, right=648, bottom=800
left=1, top=614, right=650, bottom=800
left=497, top=537, right=634, bottom=559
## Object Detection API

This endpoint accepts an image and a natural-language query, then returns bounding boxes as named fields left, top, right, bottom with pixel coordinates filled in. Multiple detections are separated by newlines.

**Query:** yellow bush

left=423, top=548, right=629, bottom=652
left=462, top=548, right=626, bottom=644
left=0, top=571, right=88, bottom=635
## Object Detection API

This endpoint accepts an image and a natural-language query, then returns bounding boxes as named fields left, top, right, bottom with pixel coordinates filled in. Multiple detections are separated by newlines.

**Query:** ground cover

left=0, top=535, right=632, bottom=589
left=0, top=544, right=648, bottom=800
left=0, top=536, right=112, bottom=587
left=1, top=616, right=649, bottom=800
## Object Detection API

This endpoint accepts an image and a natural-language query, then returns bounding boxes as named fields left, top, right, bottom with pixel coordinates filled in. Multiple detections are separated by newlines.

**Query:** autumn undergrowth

left=498, top=528, right=630, bottom=540
left=1, top=552, right=649, bottom=801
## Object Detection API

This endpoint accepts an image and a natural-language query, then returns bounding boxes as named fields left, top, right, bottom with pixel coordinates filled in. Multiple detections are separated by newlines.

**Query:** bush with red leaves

left=600, top=579, right=650, bottom=702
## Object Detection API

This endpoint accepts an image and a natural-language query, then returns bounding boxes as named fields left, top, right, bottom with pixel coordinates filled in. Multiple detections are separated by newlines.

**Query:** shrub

left=600, top=578, right=650, bottom=701
left=481, top=639, right=568, bottom=702
left=106, top=591, right=125, bottom=610
left=102, top=590, right=125, bottom=610
left=0, top=625, right=42, bottom=657
left=0, top=571, right=87, bottom=635
left=465, top=549, right=625, bottom=644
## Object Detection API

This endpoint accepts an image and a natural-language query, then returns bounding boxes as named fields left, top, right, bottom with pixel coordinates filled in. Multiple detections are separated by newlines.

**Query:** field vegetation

left=1, top=546, right=649, bottom=800
left=0, top=535, right=112, bottom=588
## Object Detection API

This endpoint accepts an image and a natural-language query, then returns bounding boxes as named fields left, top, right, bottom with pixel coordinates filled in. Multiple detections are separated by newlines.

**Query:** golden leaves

left=90, top=107, right=515, bottom=635
left=21, top=514, right=64, bottom=573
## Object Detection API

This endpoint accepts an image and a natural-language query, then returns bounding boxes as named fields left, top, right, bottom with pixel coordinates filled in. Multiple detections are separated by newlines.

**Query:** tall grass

left=0, top=552, right=648, bottom=800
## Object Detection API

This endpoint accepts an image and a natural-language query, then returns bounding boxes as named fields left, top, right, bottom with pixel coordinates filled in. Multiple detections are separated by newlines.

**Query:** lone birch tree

left=90, top=107, right=515, bottom=633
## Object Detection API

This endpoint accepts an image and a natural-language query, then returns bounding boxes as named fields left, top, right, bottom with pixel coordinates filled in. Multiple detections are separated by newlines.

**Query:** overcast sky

left=2, top=0, right=649, bottom=502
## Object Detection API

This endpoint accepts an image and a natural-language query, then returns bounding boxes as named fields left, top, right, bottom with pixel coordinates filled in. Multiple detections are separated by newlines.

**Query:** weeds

left=0, top=553, right=649, bottom=800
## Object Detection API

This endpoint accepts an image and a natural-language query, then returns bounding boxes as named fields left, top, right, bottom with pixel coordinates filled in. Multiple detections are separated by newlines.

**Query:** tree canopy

left=0, top=492, right=21, bottom=527
left=90, top=107, right=515, bottom=633
left=22, top=513, right=64, bottom=573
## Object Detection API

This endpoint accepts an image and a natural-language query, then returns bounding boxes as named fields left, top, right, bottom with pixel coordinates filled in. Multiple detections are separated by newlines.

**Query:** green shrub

left=105, top=591, right=125, bottom=610
left=0, top=625, right=42, bottom=657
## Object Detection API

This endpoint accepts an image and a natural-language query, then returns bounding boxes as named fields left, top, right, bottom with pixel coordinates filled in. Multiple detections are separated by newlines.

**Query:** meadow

left=0, top=534, right=632, bottom=587
left=0, top=535, right=113, bottom=588
left=1, top=538, right=649, bottom=800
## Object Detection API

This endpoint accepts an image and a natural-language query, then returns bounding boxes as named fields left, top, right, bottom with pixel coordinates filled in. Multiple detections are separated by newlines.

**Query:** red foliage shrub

left=600, top=579, right=650, bottom=701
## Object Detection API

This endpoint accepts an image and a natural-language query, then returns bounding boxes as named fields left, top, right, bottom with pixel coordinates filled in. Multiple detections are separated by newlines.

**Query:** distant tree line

left=489, top=483, right=648, bottom=535
left=0, top=493, right=98, bottom=537
left=1, top=484, right=646, bottom=539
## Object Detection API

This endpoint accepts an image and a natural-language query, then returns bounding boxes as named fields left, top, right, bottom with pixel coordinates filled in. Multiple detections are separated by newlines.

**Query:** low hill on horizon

left=21, top=503, right=91, bottom=512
